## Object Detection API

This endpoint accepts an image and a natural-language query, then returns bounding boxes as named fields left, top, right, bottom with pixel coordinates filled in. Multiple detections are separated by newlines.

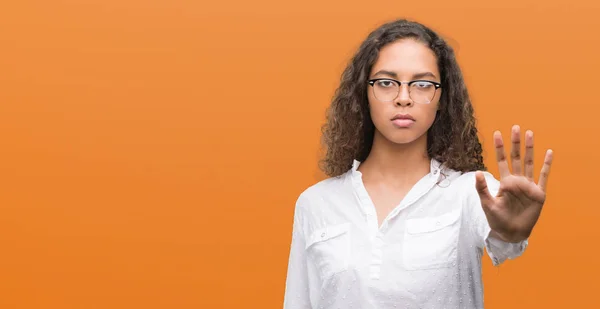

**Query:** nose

left=394, top=84, right=413, bottom=107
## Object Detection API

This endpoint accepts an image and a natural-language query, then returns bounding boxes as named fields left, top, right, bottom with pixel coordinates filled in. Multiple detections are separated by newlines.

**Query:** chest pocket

left=403, top=208, right=462, bottom=270
left=305, top=222, right=351, bottom=280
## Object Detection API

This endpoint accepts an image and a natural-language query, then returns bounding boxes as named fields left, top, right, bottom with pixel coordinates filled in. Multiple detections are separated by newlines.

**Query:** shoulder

left=295, top=172, right=350, bottom=209
left=291, top=168, right=355, bottom=221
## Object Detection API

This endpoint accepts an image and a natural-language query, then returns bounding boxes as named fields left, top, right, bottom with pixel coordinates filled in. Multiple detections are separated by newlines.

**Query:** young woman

left=282, top=19, right=553, bottom=309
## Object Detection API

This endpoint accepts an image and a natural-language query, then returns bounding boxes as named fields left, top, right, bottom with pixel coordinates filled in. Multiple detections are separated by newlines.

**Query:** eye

left=413, top=81, right=434, bottom=88
left=376, top=80, right=396, bottom=88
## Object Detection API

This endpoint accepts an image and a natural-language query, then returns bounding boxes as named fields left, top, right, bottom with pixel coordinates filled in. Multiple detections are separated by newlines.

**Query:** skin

left=358, top=38, right=442, bottom=226
left=358, top=39, right=553, bottom=242
left=476, top=127, right=553, bottom=243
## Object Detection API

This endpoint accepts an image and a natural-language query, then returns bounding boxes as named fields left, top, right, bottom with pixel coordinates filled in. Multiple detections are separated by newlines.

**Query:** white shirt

left=283, top=159, right=528, bottom=309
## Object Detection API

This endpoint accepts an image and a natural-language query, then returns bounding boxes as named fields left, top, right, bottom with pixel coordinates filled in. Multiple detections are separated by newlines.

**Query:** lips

left=391, top=114, right=415, bottom=128
left=391, top=114, right=415, bottom=121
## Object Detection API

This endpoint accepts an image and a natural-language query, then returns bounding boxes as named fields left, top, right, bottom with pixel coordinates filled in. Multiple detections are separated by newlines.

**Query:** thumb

left=475, top=171, right=494, bottom=209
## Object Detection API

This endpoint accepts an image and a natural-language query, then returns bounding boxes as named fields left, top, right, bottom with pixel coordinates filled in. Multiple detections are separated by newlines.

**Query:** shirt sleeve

left=468, top=171, right=528, bottom=267
left=283, top=194, right=312, bottom=309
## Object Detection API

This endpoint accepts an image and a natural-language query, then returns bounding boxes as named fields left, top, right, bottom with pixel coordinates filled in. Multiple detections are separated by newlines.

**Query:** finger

left=494, top=131, right=510, bottom=178
left=524, top=130, right=534, bottom=180
left=538, top=149, right=553, bottom=192
left=510, top=125, right=522, bottom=175
left=475, top=171, right=495, bottom=210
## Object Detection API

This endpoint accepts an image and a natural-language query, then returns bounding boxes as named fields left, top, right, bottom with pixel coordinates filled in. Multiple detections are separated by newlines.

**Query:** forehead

left=370, top=39, right=439, bottom=78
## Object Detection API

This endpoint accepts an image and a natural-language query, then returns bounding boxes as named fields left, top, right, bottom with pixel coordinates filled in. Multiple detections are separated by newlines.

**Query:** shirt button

left=321, top=232, right=326, bottom=238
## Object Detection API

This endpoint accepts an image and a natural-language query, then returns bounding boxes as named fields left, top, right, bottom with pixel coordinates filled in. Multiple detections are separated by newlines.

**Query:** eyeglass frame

left=367, top=78, right=442, bottom=103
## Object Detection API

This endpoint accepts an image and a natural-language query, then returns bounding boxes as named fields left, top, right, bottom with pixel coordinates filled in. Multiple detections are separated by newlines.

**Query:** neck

left=358, top=131, right=431, bottom=186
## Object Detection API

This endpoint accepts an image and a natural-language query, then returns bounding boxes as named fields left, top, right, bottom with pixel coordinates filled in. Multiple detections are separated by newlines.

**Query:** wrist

left=489, top=229, right=529, bottom=243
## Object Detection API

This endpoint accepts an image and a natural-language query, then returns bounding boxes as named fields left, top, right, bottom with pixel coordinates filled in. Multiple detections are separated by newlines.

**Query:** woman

left=282, top=19, right=553, bottom=309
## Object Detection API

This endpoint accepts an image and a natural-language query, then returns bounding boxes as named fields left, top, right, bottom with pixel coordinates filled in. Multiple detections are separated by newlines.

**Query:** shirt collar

left=351, top=158, right=443, bottom=178
left=349, top=158, right=446, bottom=229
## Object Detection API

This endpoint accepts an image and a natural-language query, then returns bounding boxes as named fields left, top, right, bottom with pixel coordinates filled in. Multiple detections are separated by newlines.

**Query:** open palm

left=475, top=125, right=554, bottom=243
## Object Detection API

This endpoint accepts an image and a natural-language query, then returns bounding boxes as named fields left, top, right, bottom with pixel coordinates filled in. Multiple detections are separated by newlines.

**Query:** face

left=367, top=38, right=442, bottom=146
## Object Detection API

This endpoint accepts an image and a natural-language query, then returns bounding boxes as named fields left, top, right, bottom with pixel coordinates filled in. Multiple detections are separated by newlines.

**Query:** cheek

left=422, top=105, right=439, bottom=126
left=423, top=94, right=441, bottom=123
left=368, top=98, right=388, bottom=125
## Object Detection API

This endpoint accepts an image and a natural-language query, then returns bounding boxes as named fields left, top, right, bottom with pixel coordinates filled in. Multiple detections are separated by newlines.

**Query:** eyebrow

left=372, top=70, right=437, bottom=80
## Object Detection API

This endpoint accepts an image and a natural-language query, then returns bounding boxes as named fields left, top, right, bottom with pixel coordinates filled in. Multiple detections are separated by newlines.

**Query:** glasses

left=367, top=78, right=442, bottom=104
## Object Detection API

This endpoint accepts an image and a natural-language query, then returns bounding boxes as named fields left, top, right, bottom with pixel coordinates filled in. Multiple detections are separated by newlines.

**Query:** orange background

left=1, top=0, right=598, bottom=308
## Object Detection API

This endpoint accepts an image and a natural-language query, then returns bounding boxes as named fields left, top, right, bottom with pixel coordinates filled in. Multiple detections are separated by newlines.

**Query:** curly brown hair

left=319, top=18, right=486, bottom=177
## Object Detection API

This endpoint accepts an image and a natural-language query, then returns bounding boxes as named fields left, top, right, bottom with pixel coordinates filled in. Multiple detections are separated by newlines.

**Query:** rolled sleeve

left=483, top=227, right=528, bottom=266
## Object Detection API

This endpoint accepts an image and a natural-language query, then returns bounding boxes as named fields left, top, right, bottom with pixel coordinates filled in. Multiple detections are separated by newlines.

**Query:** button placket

left=369, top=232, right=386, bottom=280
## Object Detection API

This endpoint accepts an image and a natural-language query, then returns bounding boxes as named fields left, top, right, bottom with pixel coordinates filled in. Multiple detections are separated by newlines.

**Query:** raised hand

left=475, top=125, right=554, bottom=243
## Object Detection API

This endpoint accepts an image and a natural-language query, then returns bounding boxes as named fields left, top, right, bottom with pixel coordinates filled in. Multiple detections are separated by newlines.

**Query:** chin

left=381, top=130, right=424, bottom=145
left=389, top=136, right=420, bottom=145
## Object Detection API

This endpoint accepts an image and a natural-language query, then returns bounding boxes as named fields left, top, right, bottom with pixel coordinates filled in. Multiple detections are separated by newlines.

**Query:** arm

left=470, top=171, right=528, bottom=266
left=283, top=195, right=311, bottom=309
